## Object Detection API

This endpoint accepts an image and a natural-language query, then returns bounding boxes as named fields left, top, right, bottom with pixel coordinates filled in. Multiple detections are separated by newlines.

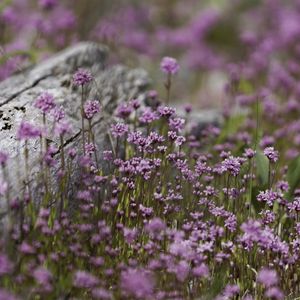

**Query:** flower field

left=1, top=1, right=300, bottom=299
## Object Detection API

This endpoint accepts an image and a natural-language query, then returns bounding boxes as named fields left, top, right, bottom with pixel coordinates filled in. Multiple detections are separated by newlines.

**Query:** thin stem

left=81, top=86, right=86, bottom=154
left=165, top=73, right=172, bottom=104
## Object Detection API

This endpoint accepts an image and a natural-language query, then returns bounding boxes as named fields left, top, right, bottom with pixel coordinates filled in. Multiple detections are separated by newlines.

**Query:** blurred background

left=1, top=0, right=300, bottom=110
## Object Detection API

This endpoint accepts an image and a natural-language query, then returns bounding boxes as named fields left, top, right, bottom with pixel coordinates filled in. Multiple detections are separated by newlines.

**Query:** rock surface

left=0, top=42, right=149, bottom=199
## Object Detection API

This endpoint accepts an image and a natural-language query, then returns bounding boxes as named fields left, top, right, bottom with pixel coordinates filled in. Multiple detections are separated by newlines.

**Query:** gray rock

left=0, top=42, right=150, bottom=203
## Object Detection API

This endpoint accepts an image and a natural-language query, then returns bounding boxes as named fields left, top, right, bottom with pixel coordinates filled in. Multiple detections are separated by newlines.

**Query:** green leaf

left=217, top=114, right=245, bottom=142
left=256, top=149, right=269, bottom=187
left=286, top=156, right=300, bottom=200
left=238, top=79, right=254, bottom=94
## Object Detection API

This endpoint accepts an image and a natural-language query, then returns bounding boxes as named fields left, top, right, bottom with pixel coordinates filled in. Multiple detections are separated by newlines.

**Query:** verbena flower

left=34, top=92, right=56, bottom=114
left=73, top=271, right=99, bottom=288
left=264, top=147, right=279, bottom=163
left=160, top=57, right=180, bottom=75
left=121, top=268, right=154, bottom=299
left=111, top=122, right=129, bottom=137
left=257, top=268, right=279, bottom=287
left=84, top=100, right=101, bottom=119
left=16, top=121, right=41, bottom=140
left=72, top=68, right=93, bottom=86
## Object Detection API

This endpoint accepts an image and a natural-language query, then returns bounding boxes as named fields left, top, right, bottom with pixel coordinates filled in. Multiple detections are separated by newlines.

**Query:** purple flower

left=244, top=148, right=256, bottom=159
left=192, top=263, right=209, bottom=278
left=19, top=242, right=35, bottom=255
left=73, top=270, right=99, bottom=288
left=265, top=287, right=284, bottom=299
left=160, top=56, right=180, bottom=75
left=145, top=218, right=166, bottom=236
left=116, top=102, right=134, bottom=119
left=51, top=106, right=65, bottom=122
left=121, top=268, right=154, bottom=299
left=73, top=68, right=93, bottom=86
left=264, top=147, right=279, bottom=163
left=139, top=108, right=158, bottom=124
left=257, top=190, right=278, bottom=207
left=34, top=92, right=55, bottom=114
left=54, top=120, right=72, bottom=136
left=84, top=100, right=101, bottom=119
left=16, top=121, right=41, bottom=140
left=157, top=106, right=176, bottom=118
left=0, top=254, right=13, bottom=275
left=92, top=288, right=112, bottom=299
left=221, top=156, right=242, bottom=176
left=33, top=266, right=52, bottom=287
left=111, top=122, right=129, bottom=138
left=0, top=289, right=19, bottom=300
left=257, top=268, right=279, bottom=287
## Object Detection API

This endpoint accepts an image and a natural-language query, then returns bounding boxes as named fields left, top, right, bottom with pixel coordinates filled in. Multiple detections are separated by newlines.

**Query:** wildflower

left=51, top=106, right=65, bottom=122
left=121, top=268, right=154, bottom=299
left=19, top=242, right=35, bottom=255
left=264, top=147, right=279, bottom=163
left=73, top=271, right=99, bottom=288
left=34, top=92, right=55, bottom=114
left=169, top=117, right=185, bottom=131
left=157, top=106, right=176, bottom=117
left=33, top=267, right=52, bottom=289
left=116, top=102, right=133, bottom=119
left=92, top=288, right=112, bottom=299
left=0, top=254, right=13, bottom=275
left=265, top=287, right=284, bottom=300
left=16, top=121, right=41, bottom=140
left=139, top=108, right=158, bottom=124
left=85, top=143, right=96, bottom=155
left=84, top=100, right=101, bottom=119
left=257, top=190, right=278, bottom=206
left=257, top=268, right=278, bottom=287
left=54, top=120, right=72, bottom=136
left=111, top=122, right=129, bottom=137
left=160, top=56, right=180, bottom=75
left=175, top=136, right=186, bottom=147
left=0, top=289, right=19, bottom=300
left=192, top=263, right=209, bottom=278
left=73, top=68, right=93, bottom=86
left=145, top=218, right=166, bottom=236
left=243, top=148, right=256, bottom=159
left=221, top=156, right=241, bottom=176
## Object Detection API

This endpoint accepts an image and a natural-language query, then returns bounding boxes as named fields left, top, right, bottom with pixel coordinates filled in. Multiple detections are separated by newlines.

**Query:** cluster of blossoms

left=3, top=0, right=300, bottom=299
left=0, top=58, right=297, bottom=299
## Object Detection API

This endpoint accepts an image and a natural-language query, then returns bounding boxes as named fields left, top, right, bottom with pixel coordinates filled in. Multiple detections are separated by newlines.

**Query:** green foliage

left=255, top=149, right=269, bottom=188
left=217, top=114, right=245, bottom=143
left=287, top=156, right=300, bottom=199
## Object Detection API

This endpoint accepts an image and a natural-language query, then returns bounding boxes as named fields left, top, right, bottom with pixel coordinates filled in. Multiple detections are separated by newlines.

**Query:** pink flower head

left=84, top=100, right=101, bottom=119
left=121, top=268, right=154, bottom=299
left=34, top=92, right=55, bottom=114
left=73, top=68, right=93, bottom=86
left=160, top=56, right=180, bottom=75
left=73, top=270, right=99, bottom=288
left=17, top=121, right=41, bottom=140
left=264, top=147, right=279, bottom=163
left=111, top=122, right=129, bottom=138
left=257, top=268, right=279, bottom=287
left=54, top=120, right=72, bottom=136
